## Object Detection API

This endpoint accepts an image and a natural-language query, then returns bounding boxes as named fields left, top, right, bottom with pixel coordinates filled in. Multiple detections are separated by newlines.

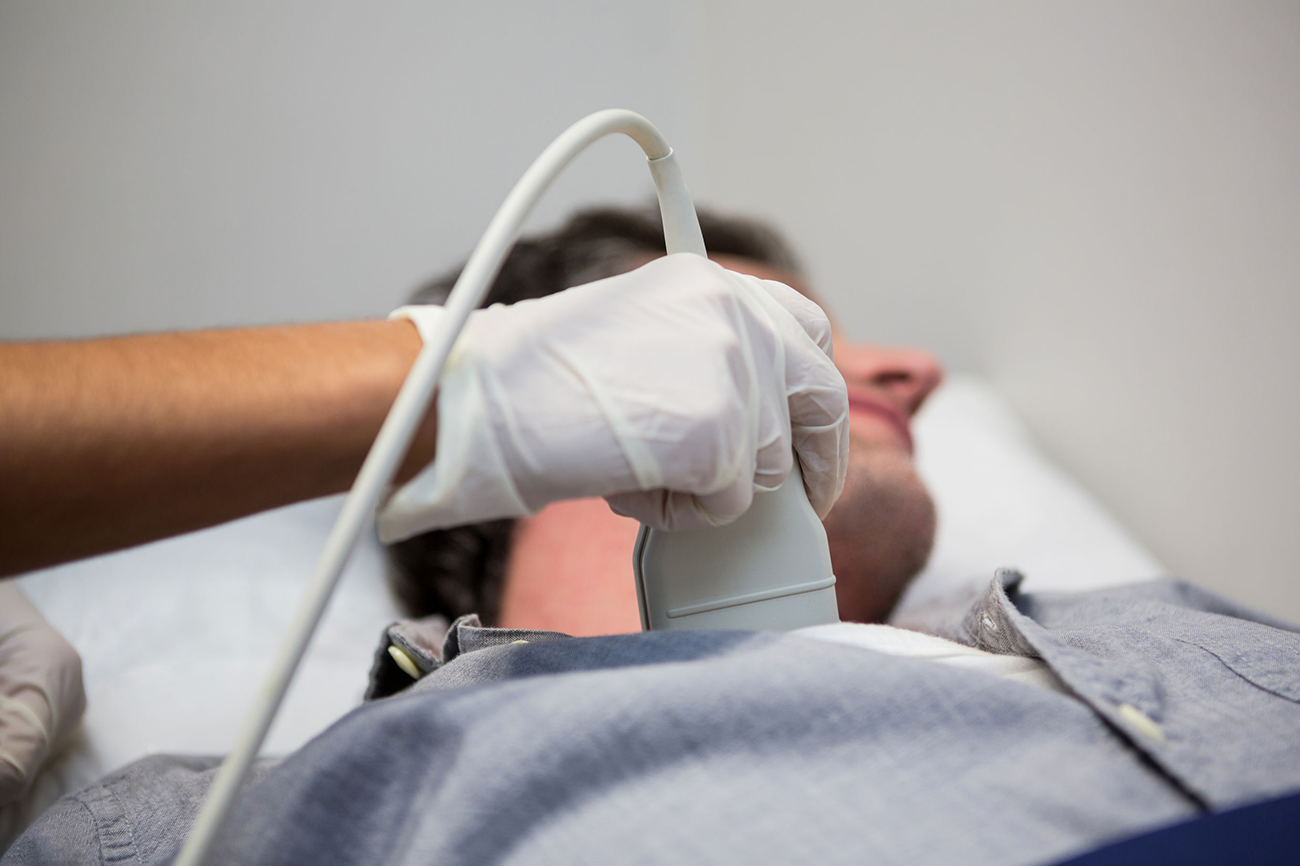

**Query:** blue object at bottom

left=1053, top=789, right=1300, bottom=866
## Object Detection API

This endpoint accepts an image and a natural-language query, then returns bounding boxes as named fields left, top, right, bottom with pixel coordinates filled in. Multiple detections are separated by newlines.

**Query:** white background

left=3, top=1, right=1298, bottom=621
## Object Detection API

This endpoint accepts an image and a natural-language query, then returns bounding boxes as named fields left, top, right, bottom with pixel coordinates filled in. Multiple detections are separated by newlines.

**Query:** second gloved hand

left=379, top=254, right=848, bottom=539
left=0, top=583, right=85, bottom=806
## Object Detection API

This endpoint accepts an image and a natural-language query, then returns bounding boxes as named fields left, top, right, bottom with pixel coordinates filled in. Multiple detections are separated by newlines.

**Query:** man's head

left=387, top=206, right=942, bottom=630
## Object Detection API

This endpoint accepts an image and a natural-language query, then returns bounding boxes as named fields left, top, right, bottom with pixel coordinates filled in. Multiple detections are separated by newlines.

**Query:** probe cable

left=173, top=109, right=706, bottom=866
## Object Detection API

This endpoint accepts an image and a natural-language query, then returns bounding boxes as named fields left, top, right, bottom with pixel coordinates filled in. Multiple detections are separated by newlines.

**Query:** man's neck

left=499, top=496, right=643, bottom=635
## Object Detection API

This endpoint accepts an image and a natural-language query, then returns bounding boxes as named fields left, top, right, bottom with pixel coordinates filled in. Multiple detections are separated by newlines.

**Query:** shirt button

left=388, top=645, right=423, bottom=679
left=1117, top=703, right=1166, bottom=742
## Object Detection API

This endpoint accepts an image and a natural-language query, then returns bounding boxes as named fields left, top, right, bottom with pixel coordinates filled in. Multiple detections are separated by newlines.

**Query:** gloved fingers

left=605, top=490, right=659, bottom=526
left=607, top=489, right=680, bottom=530
left=784, top=347, right=850, bottom=518
left=0, top=693, right=48, bottom=805
left=739, top=278, right=846, bottom=440
left=752, top=429, right=794, bottom=492
left=0, top=587, right=85, bottom=741
left=0, top=585, right=86, bottom=806
left=649, top=265, right=841, bottom=519
left=793, top=420, right=850, bottom=519
left=606, top=474, right=755, bottom=531
left=746, top=275, right=835, bottom=358
left=737, top=274, right=849, bottom=517
left=693, top=473, right=758, bottom=526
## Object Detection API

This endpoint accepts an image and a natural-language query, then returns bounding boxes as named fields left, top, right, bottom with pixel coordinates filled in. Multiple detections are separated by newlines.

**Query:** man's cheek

left=847, top=410, right=912, bottom=454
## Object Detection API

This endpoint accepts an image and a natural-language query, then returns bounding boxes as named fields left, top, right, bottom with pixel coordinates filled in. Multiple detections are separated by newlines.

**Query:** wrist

left=384, top=318, right=439, bottom=484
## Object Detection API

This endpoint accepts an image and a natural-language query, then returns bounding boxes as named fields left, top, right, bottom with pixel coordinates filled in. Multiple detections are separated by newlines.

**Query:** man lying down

left=5, top=210, right=1300, bottom=865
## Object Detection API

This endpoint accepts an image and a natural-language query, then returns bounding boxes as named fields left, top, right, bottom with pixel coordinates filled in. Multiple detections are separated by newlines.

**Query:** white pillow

left=9, top=495, right=404, bottom=841
left=896, top=373, right=1165, bottom=620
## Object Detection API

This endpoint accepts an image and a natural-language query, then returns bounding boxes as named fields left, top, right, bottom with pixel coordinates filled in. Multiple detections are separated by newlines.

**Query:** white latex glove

left=0, top=582, right=85, bottom=805
left=379, top=253, right=848, bottom=540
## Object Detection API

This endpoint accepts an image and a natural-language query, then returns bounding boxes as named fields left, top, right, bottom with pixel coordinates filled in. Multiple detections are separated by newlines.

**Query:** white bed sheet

left=8, top=496, right=404, bottom=840
left=6, top=373, right=1167, bottom=838
left=900, top=374, right=1165, bottom=617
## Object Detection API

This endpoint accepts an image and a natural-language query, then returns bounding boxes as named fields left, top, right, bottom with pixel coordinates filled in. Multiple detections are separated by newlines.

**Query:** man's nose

left=834, top=340, right=945, bottom=417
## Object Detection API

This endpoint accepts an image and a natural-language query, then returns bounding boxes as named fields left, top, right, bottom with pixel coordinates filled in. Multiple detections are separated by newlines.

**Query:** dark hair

left=387, top=205, right=804, bottom=623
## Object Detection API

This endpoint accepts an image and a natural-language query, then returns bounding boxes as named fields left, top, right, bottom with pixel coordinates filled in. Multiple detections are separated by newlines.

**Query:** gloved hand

left=0, top=582, right=85, bottom=805
left=379, top=253, right=848, bottom=539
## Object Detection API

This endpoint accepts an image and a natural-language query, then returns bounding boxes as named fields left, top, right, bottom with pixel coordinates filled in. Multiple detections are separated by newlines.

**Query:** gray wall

left=693, top=1, right=1300, bottom=621
left=0, top=1, right=694, bottom=335
left=3, top=2, right=1298, bottom=620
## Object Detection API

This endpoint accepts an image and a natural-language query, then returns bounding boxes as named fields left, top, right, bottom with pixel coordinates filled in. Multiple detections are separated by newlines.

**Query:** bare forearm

left=0, top=320, right=436, bottom=577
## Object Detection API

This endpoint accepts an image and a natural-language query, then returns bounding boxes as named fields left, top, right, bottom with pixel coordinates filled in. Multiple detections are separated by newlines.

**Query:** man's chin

left=823, top=445, right=936, bottom=623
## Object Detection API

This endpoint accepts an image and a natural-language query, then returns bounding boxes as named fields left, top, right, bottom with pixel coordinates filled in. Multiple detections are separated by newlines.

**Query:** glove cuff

left=377, top=308, right=531, bottom=541
left=389, top=304, right=446, bottom=344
